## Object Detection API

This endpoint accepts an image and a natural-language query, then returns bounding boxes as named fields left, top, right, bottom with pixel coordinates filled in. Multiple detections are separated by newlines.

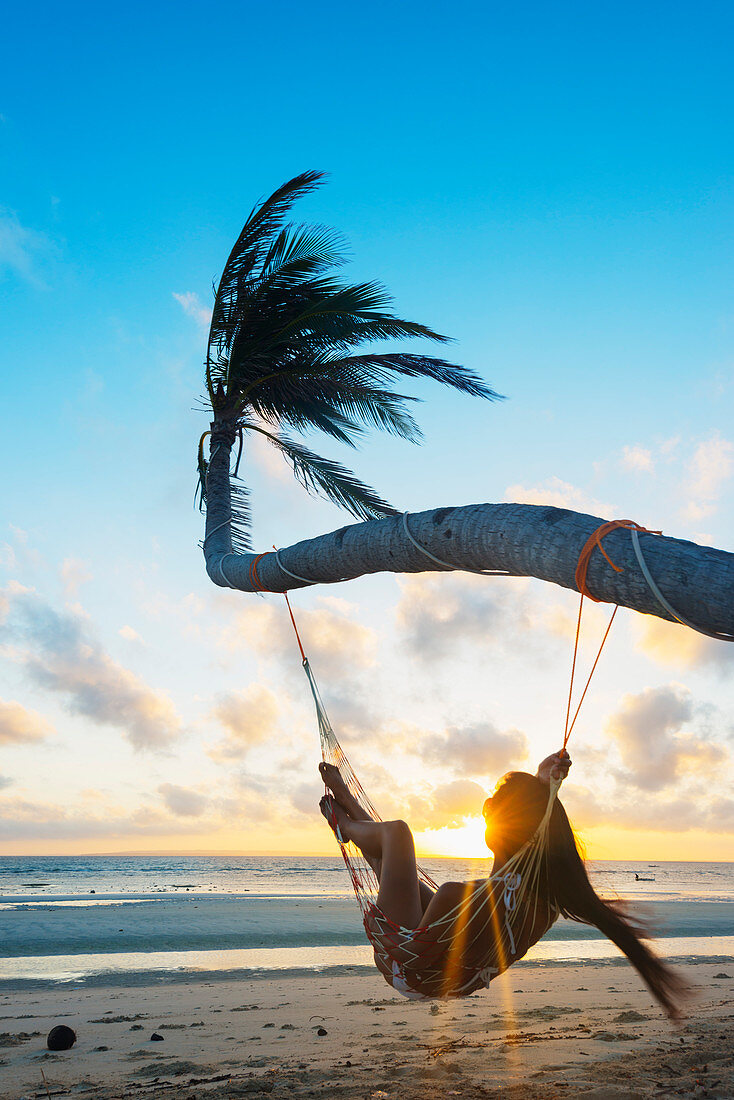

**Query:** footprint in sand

left=521, top=1006, right=581, bottom=1022
left=131, top=1059, right=210, bottom=1078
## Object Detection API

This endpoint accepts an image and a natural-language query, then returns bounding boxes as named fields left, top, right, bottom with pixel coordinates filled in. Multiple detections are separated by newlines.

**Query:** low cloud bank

left=1, top=585, right=181, bottom=751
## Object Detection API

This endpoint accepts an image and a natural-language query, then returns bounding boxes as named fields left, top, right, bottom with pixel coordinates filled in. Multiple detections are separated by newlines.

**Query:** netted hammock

left=303, top=656, right=562, bottom=1001
left=282, top=520, right=668, bottom=1000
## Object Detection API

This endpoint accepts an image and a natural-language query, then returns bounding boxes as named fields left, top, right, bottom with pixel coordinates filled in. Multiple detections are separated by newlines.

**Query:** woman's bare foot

left=318, top=762, right=370, bottom=821
left=319, top=794, right=351, bottom=841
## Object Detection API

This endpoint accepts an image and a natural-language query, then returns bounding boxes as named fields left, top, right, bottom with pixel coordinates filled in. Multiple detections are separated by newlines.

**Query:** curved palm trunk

left=204, top=423, right=734, bottom=637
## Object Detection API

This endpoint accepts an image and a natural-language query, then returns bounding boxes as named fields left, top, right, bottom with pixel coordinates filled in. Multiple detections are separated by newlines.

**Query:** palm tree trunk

left=203, top=422, right=734, bottom=637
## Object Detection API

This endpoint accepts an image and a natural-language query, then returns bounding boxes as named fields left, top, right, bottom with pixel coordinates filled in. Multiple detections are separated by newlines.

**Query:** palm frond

left=266, top=281, right=451, bottom=347
left=325, top=353, right=502, bottom=400
left=252, top=396, right=362, bottom=447
left=249, top=376, right=422, bottom=443
left=258, top=224, right=346, bottom=286
left=199, top=172, right=502, bottom=542
left=229, top=479, right=253, bottom=553
left=206, top=171, right=327, bottom=390
left=250, top=426, right=398, bottom=521
left=219, top=171, right=326, bottom=289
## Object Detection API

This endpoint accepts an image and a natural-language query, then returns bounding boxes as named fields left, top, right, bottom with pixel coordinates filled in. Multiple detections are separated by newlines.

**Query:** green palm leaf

left=250, top=425, right=397, bottom=521
left=198, top=172, right=502, bottom=547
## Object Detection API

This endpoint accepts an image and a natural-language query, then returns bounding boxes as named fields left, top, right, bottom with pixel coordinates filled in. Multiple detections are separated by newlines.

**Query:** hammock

left=280, top=519, right=700, bottom=1000
left=303, top=652, right=562, bottom=999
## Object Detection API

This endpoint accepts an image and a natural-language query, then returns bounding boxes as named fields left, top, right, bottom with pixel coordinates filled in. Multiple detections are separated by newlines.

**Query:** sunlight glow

left=415, top=816, right=490, bottom=859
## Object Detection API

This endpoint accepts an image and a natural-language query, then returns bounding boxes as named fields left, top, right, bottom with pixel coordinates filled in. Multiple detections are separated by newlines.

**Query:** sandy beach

left=2, top=957, right=733, bottom=1099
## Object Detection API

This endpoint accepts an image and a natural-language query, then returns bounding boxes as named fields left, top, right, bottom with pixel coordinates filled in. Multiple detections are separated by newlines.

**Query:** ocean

left=4, top=854, right=734, bottom=901
left=1, top=856, right=732, bottom=989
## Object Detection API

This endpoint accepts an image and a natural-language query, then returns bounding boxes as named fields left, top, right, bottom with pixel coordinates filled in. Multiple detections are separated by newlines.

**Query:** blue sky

left=1, top=1, right=733, bottom=857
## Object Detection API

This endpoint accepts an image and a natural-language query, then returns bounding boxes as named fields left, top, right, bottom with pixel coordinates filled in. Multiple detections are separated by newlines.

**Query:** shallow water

left=2, top=856, right=732, bottom=988
left=2, top=934, right=732, bottom=989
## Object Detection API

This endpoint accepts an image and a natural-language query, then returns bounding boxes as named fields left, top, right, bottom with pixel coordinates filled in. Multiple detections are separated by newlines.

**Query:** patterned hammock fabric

left=305, top=659, right=562, bottom=1000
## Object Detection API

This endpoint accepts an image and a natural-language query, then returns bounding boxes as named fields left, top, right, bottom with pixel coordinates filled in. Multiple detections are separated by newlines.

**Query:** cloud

left=412, top=779, right=488, bottom=829
left=0, top=698, right=54, bottom=744
left=563, top=783, right=734, bottom=835
left=289, top=778, right=324, bottom=817
left=635, top=617, right=734, bottom=672
left=0, top=776, right=13, bottom=792
left=60, top=558, right=92, bottom=597
left=119, top=624, right=145, bottom=644
left=620, top=445, right=654, bottom=473
left=249, top=429, right=295, bottom=484
left=504, top=477, right=613, bottom=518
left=158, top=783, right=209, bottom=817
left=395, top=572, right=520, bottom=661
left=219, top=783, right=281, bottom=827
left=604, top=685, right=727, bottom=791
left=0, top=207, right=51, bottom=284
left=231, top=597, right=377, bottom=678
left=1, top=586, right=181, bottom=751
left=0, top=795, right=205, bottom=841
left=173, top=291, right=212, bottom=329
left=395, top=571, right=588, bottom=664
left=208, top=684, right=280, bottom=761
left=0, top=526, right=44, bottom=576
left=420, top=722, right=529, bottom=778
left=681, top=434, right=734, bottom=521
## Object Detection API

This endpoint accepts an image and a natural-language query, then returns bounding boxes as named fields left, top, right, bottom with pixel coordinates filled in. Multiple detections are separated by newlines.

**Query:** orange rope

left=562, top=599, right=618, bottom=750
left=563, top=519, right=660, bottom=751
left=284, top=591, right=307, bottom=665
left=247, top=549, right=308, bottom=666
left=257, top=518, right=659, bottom=762
left=574, top=519, right=660, bottom=602
left=249, top=552, right=270, bottom=593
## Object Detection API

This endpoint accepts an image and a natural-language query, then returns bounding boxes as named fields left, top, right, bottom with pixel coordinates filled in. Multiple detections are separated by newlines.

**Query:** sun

left=415, top=815, right=490, bottom=860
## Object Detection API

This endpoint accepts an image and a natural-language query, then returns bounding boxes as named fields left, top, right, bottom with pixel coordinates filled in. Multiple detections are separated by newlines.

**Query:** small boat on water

left=635, top=873, right=656, bottom=881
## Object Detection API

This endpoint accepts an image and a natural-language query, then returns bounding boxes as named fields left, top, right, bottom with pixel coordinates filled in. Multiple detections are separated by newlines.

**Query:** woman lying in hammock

left=318, top=753, right=688, bottom=1019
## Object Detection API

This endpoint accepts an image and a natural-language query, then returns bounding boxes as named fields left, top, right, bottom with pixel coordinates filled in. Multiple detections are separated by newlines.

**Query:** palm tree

left=198, top=170, right=500, bottom=550
left=200, top=173, right=734, bottom=640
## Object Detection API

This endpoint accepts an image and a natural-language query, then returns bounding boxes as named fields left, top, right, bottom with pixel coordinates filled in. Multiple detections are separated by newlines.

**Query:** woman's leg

left=319, top=762, right=434, bottom=917
left=319, top=762, right=383, bottom=880
left=320, top=795, right=425, bottom=929
left=318, top=762, right=374, bottom=823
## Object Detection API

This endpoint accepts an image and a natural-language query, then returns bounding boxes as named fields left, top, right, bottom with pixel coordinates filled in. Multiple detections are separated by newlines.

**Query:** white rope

left=274, top=549, right=316, bottom=586
left=402, top=512, right=512, bottom=577
left=217, top=554, right=236, bottom=588
left=202, top=516, right=232, bottom=547
left=630, top=529, right=733, bottom=642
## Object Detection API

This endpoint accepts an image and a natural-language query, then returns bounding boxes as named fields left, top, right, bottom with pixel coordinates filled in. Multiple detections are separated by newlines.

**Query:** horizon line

left=1, top=850, right=732, bottom=864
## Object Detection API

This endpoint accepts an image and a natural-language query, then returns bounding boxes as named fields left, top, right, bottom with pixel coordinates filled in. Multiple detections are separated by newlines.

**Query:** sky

left=1, top=1, right=733, bottom=861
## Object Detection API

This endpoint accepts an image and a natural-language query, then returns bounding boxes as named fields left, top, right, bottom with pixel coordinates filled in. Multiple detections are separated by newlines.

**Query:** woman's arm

left=536, top=750, right=572, bottom=785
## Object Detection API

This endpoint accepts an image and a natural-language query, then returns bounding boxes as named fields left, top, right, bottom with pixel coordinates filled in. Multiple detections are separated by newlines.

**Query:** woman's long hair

left=490, top=772, right=690, bottom=1020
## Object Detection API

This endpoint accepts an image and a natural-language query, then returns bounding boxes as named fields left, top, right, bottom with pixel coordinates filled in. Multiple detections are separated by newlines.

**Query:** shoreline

left=2, top=937, right=733, bottom=992
left=2, top=947, right=734, bottom=995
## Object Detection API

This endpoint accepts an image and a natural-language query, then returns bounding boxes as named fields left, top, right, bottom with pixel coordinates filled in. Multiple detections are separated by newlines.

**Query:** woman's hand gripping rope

left=536, top=750, right=572, bottom=786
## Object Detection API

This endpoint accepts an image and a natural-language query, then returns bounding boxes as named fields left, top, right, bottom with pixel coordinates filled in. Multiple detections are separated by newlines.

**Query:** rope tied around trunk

left=574, top=519, right=661, bottom=601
